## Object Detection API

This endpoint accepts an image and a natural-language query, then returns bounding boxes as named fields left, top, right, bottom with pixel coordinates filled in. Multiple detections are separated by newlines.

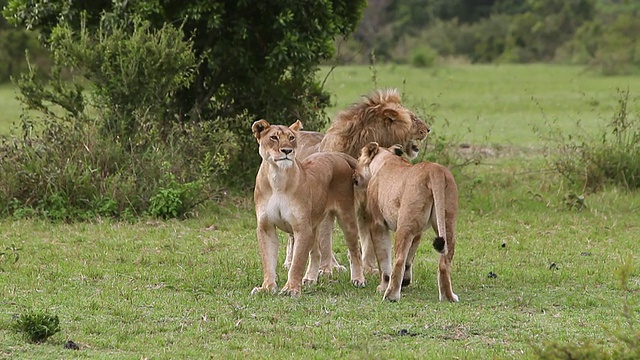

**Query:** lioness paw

left=251, top=286, right=277, bottom=295
left=279, top=284, right=301, bottom=298
left=352, top=279, right=366, bottom=288
left=440, top=292, right=459, bottom=303
left=383, top=290, right=401, bottom=302
left=363, top=266, right=380, bottom=275
left=302, top=277, right=317, bottom=286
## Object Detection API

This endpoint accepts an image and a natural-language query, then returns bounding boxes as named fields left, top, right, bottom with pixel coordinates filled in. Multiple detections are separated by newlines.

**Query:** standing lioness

left=251, top=119, right=365, bottom=297
left=355, top=143, right=459, bottom=302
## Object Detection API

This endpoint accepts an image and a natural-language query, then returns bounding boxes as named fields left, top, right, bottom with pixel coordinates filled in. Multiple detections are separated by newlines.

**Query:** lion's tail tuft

left=432, top=236, right=445, bottom=254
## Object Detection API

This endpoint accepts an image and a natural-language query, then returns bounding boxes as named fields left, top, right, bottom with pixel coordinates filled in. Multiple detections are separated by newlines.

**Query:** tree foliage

left=0, top=0, right=49, bottom=82
left=3, top=0, right=366, bottom=184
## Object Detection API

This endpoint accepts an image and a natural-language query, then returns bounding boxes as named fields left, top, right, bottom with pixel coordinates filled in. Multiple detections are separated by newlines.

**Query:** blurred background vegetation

left=336, top=0, right=640, bottom=75
left=3, top=1, right=640, bottom=83
left=0, top=0, right=638, bottom=221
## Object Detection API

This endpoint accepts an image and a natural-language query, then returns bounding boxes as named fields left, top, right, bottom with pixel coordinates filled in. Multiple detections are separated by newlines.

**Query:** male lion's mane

left=319, top=88, right=414, bottom=158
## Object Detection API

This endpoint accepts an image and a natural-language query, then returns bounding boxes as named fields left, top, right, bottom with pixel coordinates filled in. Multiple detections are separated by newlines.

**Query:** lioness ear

left=289, top=120, right=303, bottom=132
left=252, top=119, right=270, bottom=141
left=390, top=144, right=404, bottom=156
left=361, top=142, right=380, bottom=159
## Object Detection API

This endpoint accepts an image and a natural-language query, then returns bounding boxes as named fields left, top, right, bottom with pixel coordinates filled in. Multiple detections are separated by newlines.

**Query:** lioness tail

left=431, top=168, right=447, bottom=255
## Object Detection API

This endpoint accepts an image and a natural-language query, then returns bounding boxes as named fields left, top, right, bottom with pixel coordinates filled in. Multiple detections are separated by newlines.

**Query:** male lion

left=355, top=142, right=459, bottom=302
left=283, top=89, right=431, bottom=274
left=251, top=119, right=365, bottom=297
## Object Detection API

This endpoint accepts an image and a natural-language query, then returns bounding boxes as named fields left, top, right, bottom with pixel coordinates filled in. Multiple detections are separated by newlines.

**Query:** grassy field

left=2, top=65, right=640, bottom=359
left=320, top=64, right=640, bottom=147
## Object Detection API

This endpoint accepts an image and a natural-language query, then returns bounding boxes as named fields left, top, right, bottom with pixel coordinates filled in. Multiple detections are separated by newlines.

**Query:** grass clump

left=11, top=310, right=61, bottom=343
left=542, top=88, right=640, bottom=192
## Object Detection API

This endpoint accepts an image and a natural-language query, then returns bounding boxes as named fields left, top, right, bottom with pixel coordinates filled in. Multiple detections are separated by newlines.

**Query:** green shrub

left=0, top=15, right=230, bottom=221
left=148, top=163, right=204, bottom=219
left=411, top=45, right=437, bottom=68
left=11, top=310, right=61, bottom=343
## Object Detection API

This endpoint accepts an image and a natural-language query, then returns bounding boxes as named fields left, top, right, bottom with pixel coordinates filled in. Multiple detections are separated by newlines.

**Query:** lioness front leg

left=280, top=228, right=315, bottom=297
left=283, top=234, right=294, bottom=270
left=252, top=222, right=279, bottom=295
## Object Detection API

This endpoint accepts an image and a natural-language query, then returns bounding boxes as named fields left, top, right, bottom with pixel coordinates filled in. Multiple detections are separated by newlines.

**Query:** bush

left=411, top=45, right=437, bottom=68
left=541, top=88, right=640, bottom=192
left=0, top=15, right=230, bottom=220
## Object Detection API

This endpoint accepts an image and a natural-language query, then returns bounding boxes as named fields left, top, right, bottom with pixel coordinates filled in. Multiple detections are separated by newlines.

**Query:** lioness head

left=252, top=119, right=302, bottom=169
left=353, top=142, right=406, bottom=188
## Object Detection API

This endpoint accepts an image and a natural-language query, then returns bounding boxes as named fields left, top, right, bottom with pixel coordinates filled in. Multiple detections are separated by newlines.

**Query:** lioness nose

left=281, top=148, right=293, bottom=155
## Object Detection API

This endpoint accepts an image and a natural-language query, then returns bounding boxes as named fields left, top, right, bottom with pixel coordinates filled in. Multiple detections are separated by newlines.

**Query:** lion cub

left=355, top=142, right=459, bottom=302
left=251, top=119, right=365, bottom=297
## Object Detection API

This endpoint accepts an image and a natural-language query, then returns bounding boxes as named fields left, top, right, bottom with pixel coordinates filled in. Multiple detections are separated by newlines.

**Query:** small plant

left=12, top=310, right=61, bottom=343
left=148, top=162, right=202, bottom=219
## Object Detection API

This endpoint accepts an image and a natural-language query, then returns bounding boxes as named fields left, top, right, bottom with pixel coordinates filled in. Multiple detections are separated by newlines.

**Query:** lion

left=282, top=89, right=431, bottom=275
left=251, top=119, right=365, bottom=297
left=354, top=142, right=459, bottom=302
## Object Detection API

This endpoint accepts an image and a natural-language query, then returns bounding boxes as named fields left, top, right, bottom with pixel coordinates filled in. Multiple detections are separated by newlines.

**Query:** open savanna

left=2, top=64, right=640, bottom=359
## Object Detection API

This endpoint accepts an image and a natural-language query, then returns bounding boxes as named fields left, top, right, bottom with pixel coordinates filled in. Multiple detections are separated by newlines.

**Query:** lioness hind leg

left=402, top=234, right=422, bottom=287
left=336, top=210, right=365, bottom=288
left=383, top=229, right=415, bottom=302
left=371, top=223, right=392, bottom=294
left=437, top=253, right=458, bottom=302
left=318, top=214, right=346, bottom=274
left=356, top=191, right=378, bottom=275
left=437, top=227, right=458, bottom=302
left=303, top=233, right=321, bottom=285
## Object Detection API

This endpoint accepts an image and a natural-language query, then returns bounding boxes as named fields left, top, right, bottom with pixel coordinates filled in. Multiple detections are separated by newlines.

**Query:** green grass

left=2, top=157, right=639, bottom=359
left=0, top=84, right=21, bottom=135
left=2, top=64, right=640, bottom=358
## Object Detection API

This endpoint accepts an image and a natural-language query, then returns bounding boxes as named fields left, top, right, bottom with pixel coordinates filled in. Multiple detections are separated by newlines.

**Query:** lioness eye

left=289, top=135, right=295, bottom=141
left=270, top=135, right=278, bottom=141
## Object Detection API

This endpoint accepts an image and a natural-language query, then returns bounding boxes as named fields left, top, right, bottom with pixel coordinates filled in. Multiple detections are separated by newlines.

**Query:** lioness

left=283, top=89, right=431, bottom=275
left=355, top=142, right=459, bottom=302
left=251, top=119, right=365, bottom=297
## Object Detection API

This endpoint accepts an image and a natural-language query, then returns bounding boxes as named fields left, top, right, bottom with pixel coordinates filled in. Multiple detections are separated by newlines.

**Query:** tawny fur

left=251, top=119, right=365, bottom=298
left=354, top=142, right=459, bottom=302
left=283, top=89, right=431, bottom=275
